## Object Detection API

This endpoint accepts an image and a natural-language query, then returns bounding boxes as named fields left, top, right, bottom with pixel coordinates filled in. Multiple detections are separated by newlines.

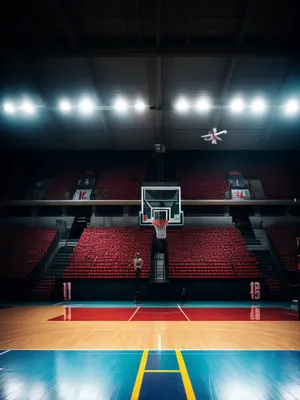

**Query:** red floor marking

left=184, top=307, right=298, bottom=321
left=48, top=307, right=298, bottom=322
left=131, top=307, right=186, bottom=321
left=48, top=308, right=136, bottom=321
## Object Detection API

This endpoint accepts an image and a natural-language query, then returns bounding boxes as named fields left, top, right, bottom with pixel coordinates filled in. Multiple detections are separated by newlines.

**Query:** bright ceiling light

left=251, top=98, right=267, bottom=114
left=3, top=102, right=15, bottom=114
left=174, top=97, right=190, bottom=113
left=21, top=100, right=35, bottom=115
left=195, top=97, right=211, bottom=112
left=79, top=98, right=95, bottom=114
left=59, top=99, right=72, bottom=114
left=114, top=97, right=128, bottom=113
left=284, top=99, right=299, bottom=115
left=229, top=97, right=245, bottom=113
left=134, top=99, right=146, bottom=112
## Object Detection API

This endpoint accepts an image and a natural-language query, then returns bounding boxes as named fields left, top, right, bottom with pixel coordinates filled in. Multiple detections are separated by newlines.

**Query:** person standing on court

left=133, top=252, right=143, bottom=290
left=181, top=288, right=186, bottom=306
left=134, top=252, right=143, bottom=278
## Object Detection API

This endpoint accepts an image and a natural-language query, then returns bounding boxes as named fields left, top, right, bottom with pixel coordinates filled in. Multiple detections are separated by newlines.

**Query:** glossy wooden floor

left=0, top=304, right=299, bottom=350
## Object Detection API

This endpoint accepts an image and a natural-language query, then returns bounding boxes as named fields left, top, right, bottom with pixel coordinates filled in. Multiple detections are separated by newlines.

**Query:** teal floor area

left=63, top=301, right=298, bottom=309
left=0, top=300, right=298, bottom=309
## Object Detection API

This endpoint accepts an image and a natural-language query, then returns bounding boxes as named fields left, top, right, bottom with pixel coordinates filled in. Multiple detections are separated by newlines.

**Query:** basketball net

left=152, top=219, right=168, bottom=239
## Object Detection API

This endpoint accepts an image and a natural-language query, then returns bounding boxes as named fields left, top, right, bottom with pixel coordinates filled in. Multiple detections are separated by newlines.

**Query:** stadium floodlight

left=114, top=97, right=128, bottom=113
left=195, top=97, right=211, bottom=112
left=3, top=102, right=15, bottom=114
left=284, top=99, right=299, bottom=115
left=229, top=97, right=245, bottom=113
left=134, top=99, right=146, bottom=112
left=59, top=99, right=72, bottom=114
left=174, top=97, right=190, bottom=113
left=21, top=100, right=35, bottom=115
left=79, top=98, right=95, bottom=114
left=250, top=98, right=267, bottom=114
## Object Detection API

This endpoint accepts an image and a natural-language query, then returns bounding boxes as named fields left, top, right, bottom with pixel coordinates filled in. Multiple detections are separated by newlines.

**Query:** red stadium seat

left=167, top=227, right=259, bottom=279
left=64, top=228, right=153, bottom=279
left=45, top=172, right=80, bottom=200
left=94, top=166, right=146, bottom=200
left=268, top=226, right=299, bottom=272
left=0, top=228, right=56, bottom=278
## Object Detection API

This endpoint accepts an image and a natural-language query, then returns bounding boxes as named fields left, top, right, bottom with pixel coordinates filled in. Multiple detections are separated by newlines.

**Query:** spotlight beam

left=85, top=58, right=114, bottom=145
left=23, top=58, right=59, bottom=127
left=263, top=59, right=298, bottom=144
left=211, top=0, right=256, bottom=127
left=56, top=3, right=114, bottom=144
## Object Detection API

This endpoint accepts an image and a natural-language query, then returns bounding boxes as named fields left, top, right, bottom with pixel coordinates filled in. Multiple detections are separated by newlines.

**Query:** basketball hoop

left=152, top=219, right=168, bottom=239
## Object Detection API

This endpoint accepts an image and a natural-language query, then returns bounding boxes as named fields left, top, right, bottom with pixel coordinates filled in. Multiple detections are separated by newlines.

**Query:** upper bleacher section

left=94, top=166, right=146, bottom=200
left=45, top=172, right=80, bottom=200
left=2, top=151, right=300, bottom=202
left=176, top=169, right=228, bottom=200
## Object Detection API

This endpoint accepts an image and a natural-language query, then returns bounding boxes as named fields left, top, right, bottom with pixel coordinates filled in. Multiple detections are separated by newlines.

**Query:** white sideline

left=177, top=304, right=190, bottom=321
left=128, top=306, right=140, bottom=321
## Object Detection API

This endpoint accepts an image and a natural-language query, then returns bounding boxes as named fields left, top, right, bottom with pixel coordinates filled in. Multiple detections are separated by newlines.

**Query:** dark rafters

left=211, top=0, right=257, bottom=129
left=56, top=0, right=114, bottom=146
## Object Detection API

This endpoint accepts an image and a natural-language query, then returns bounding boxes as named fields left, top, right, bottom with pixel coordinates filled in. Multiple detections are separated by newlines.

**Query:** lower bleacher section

left=64, top=228, right=153, bottom=279
left=0, top=228, right=56, bottom=278
left=268, top=226, right=298, bottom=273
left=168, top=227, right=259, bottom=279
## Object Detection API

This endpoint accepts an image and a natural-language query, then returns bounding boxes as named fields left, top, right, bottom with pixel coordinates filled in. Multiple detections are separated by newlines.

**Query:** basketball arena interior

left=0, top=1, right=299, bottom=399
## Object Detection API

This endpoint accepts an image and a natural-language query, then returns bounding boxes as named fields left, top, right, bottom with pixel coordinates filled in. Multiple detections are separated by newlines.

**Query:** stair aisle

left=244, top=229, right=289, bottom=300
left=31, top=239, right=78, bottom=300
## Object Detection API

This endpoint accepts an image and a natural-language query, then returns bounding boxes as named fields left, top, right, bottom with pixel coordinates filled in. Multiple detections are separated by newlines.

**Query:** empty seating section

left=168, top=228, right=259, bottom=278
left=240, top=163, right=300, bottom=199
left=95, top=168, right=145, bottom=199
left=45, top=172, right=80, bottom=200
left=0, top=228, right=56, bottom=278
left=259, top=169, right=294, bottom=199
left=268, top=227, right=298, bottom=272
left=177, top=170, right=228, bottom=199
left=64, top=228, right=153, bottom=278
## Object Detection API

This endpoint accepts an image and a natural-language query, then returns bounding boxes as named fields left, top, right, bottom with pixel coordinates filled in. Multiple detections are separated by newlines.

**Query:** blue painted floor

left=0, top=350, right=299, bottom=399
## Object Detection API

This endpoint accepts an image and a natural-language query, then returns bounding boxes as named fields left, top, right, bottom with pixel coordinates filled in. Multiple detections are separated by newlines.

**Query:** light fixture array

left=1, top=96, right=300, bottom=117
left=174, top=96, right=299, bottom=115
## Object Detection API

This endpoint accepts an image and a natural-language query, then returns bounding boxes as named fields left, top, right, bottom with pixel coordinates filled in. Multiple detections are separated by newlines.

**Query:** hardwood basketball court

left=0, top=301, right=299, bottom=399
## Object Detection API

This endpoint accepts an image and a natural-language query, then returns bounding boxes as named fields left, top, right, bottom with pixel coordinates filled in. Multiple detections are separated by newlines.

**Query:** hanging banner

left=231, top=189, right=251, bottom=200
left=73, top=189, right=92, bottom=200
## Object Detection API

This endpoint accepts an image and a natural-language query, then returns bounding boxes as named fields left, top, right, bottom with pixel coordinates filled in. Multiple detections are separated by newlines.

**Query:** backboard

left=139, top=186, right=184, bottom=225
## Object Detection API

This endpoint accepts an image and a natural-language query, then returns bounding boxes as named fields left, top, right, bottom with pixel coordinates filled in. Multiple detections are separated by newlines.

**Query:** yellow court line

left=131, top=350, right=149, bottom=400
left=176, top=350, right=196, bottom=400
left=144, top=370, right=180, bottom=373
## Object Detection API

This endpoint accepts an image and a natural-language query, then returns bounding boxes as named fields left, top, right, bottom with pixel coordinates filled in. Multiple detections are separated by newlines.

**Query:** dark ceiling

left=0, top=0, right=300, bottom=151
